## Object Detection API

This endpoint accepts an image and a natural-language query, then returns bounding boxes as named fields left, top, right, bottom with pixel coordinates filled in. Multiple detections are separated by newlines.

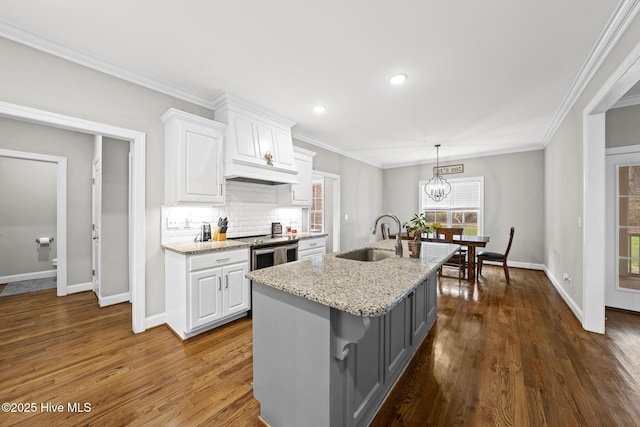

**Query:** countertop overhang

left=161, top=232, right=327, bottom=255
left=246, top=240, right=459, bottom=317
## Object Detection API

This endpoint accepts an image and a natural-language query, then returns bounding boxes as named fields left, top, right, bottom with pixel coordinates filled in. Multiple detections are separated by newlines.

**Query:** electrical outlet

left=166, top=218, right=179, bottom=230
left=563, top=273, right=572, bottom=286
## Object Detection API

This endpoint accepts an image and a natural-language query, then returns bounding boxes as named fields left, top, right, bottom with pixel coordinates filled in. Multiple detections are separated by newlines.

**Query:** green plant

left=405, top=212, right=436, bottom=241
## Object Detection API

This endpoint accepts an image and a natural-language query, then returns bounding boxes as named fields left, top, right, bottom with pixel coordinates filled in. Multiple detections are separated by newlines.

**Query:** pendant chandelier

left=424, top=144, right=451, bottom=202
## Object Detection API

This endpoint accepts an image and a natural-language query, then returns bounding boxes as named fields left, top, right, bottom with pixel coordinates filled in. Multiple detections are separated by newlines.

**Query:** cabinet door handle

left=292, top=190, right=295, bottom=200
left=216, top=258, right=230, bottom=263
left=219, top=183, right=223, bottom=195
left=225, top=276, right=229, bottom=289
left=218, top=277, right=222, bottom=291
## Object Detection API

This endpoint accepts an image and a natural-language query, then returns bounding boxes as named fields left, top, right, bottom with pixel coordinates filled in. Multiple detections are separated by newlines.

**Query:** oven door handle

left=254, top=244, right=299, bottom=256
left=254, top=248, right=275, bottom=256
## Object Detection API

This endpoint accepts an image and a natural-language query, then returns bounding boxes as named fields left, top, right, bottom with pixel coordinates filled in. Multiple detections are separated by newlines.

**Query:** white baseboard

left=0, top=270, right=56, bottom=284
left=99, top=292, right=131, bottom=307
left=479, top=260, right=545, bottom=270
left=146, top=312, right=166, bottom=329
left=66, top=281, right=93, bottom=294
left=510, top=261, right=545, bottom=270
left=544, top=267, right=583, bottom=322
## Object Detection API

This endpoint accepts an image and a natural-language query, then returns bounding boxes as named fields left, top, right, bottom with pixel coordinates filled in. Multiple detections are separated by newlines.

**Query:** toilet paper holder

left=35, top=237, right=54, bottom=244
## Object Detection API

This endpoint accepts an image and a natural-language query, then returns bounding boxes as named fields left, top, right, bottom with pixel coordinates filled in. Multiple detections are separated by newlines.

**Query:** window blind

left=422, top=179, right=481, bottom=210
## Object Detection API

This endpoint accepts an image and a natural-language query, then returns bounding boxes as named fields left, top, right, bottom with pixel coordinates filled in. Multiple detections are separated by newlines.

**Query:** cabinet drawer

left=189, top=248, right=249, bottom=271
left=298, top=237, right=326, bottom=252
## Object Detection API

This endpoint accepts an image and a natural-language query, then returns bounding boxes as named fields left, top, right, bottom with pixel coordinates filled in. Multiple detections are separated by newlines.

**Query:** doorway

left=605, top=149, right=640, bottom=312
left=0, top=150, right=67, bottom=293
left=0, top=101, right=146, bottom=333
left=312, top=170, right=341, bottom=252
left=583, top=41, right=640, bottom=333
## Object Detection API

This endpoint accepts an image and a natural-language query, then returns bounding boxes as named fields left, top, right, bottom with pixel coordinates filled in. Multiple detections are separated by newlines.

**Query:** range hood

left=211, top=94, right=299, bottom=185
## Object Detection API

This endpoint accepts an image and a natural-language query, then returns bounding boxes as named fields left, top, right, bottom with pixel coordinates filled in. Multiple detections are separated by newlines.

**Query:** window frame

left=418, top=176, right=485, bottom=236
left=310, top=178, right=324, bottom=233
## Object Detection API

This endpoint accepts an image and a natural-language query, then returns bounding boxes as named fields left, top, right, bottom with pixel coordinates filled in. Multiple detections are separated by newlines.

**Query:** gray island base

left=248, top=240, right=458, bottom=427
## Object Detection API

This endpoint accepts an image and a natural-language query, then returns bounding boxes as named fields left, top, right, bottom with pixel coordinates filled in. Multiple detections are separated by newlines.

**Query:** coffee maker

left=201, top=222, right=212, bottom=242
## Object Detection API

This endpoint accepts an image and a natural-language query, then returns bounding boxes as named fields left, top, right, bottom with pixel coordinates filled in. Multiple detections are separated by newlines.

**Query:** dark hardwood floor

left=1, top=266, right=639, bottom=426
left=372, top=267, right=640, bottom=427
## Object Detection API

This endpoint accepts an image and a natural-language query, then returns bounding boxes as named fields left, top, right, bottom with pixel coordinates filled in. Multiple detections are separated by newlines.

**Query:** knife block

left=213, top=227, right=226, bottom=241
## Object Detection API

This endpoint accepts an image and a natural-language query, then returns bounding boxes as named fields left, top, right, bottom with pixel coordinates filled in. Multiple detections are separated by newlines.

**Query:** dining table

left=423, top=234, right=490, bottom=280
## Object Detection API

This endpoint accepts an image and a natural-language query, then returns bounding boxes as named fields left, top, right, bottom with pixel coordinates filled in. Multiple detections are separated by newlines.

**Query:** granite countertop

left=283, top=232, right=328, bottom=240
left=162, top=240, right=249, bottom=255
left=162, top=232, right=326, bottom=255
left=246, top=239, right=459, bottom=317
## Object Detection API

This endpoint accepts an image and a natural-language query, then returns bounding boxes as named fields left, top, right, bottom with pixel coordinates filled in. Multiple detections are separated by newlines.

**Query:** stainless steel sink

left=336, top=248, right=397, bottom=262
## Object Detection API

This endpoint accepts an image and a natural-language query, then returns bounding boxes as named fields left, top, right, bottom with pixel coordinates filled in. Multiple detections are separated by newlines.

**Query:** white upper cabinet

left=290, top=146, right=315, bottom=206
left=162, top=109, right=226, bottom=204
left=277, top=146, right=316, bottom=206
left=211, top=93, right=298, bottom=184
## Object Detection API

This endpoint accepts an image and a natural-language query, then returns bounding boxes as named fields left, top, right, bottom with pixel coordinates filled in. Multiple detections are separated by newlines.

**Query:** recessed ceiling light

left=313, top=105, right=327, bottom=114
left=389, top=73, right=408, bottom=86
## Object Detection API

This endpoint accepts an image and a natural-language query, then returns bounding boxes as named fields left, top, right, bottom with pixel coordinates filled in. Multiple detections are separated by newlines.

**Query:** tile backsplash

left=161, top=181, right=303, bottom=244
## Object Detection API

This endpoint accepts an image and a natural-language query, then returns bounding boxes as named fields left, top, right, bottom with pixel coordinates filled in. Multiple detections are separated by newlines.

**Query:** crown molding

left=0, top=20, right=214, bottom=109
left=211, top=93, right=296, bottom=128
left=291, top=132, right=383, bottom=168
left=381, top=143, right=544, bottom=170
left=541, top=0, right=640, bottom=146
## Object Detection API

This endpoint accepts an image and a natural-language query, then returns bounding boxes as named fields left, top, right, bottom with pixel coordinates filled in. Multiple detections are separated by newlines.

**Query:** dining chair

left=477, top=227, right=515, bottom=283
left=380, top=222, right=391, bottom=240
left=435, top=227, right=467, bottom=279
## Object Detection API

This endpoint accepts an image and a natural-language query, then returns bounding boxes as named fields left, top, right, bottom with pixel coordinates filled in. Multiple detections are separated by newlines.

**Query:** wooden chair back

left=435, top=227, right=464, bottom=243
left=381, top=223, right=391, bottom=240
left=504, top=227, right=515, bottom=259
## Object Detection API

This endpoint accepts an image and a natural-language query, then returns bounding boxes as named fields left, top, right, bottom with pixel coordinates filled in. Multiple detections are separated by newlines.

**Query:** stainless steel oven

left=232, top=235, right=299, bottom=270
left=252, top=243, right=298, bottom=270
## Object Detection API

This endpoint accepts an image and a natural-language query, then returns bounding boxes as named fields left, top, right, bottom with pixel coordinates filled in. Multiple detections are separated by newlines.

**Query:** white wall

left=0, top=156, right=57, bottom=277
left=0, top=118, right=93, bottom=285
left=544, top=12, right=640, bottom=313
left=293, top=139, right=384, bottom=250
left=383, top=150, right=544, bottom=266
left=607, top=104, right=640, bottom=147
left=101, top=138, right=129, bottom=296
left=0, top=37, right=213, bottom=316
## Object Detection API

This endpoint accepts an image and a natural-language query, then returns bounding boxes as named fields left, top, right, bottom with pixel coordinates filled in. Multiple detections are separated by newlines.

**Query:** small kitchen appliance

left=201, top=222, right=212, bottom=242
left=271, top=222, right=282, bottom=236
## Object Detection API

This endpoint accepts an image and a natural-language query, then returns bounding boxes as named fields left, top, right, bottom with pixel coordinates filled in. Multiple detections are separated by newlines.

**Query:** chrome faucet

left=371, top=213, right=403, bottom=257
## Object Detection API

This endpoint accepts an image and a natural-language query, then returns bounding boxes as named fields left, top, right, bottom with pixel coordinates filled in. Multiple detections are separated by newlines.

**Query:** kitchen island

left=246, top=240, right=458, bottom=427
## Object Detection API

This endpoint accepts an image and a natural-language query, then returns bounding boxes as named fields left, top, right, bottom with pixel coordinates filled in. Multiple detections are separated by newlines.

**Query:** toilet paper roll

left=36, top=237, right=51, bottom=246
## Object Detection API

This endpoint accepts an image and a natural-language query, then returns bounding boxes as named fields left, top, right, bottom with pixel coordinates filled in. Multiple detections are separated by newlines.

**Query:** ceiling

left=0, top=1, right=627, bottom=168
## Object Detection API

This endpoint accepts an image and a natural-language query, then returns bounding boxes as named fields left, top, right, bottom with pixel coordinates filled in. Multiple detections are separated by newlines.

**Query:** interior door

left=92, top=154, right=102, bottom=295
left=605, top=151, right=640, bottom=312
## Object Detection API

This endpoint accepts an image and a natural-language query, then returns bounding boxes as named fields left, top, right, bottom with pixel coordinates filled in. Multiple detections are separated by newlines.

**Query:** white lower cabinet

left=189, top=267, right=224, bottom=329
left=298, top=236, right=327, bottom=259
left=166, top=248, right=250, bottom=339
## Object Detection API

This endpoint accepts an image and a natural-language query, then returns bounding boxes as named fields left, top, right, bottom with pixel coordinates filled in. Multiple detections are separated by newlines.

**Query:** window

left=311, top=179, right=324, bottom=232
left=617, top=165, right=640, bottom=290
left=419, top=176, right=484, bottom=235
